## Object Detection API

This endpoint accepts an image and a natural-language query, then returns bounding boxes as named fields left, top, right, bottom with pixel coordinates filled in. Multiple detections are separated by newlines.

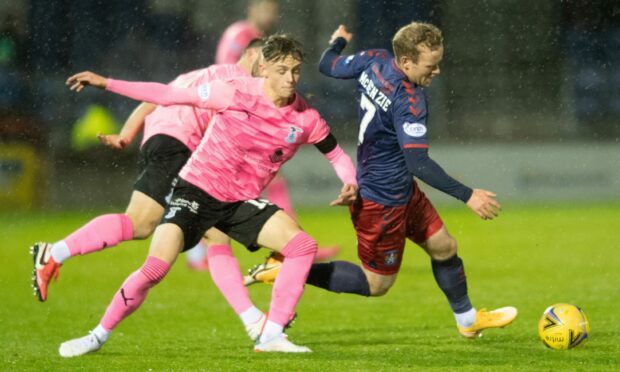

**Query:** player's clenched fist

left=66, top=71, right=108, bottom=92
left=466, top=189, right=501, bottom=220
left=329, top=25, right=353, bottom=44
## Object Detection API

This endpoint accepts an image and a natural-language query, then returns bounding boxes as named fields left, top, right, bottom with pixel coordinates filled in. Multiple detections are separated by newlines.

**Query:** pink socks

left=63, top=214, right=133, bottom=257
left=268, top=232, right=317, bottom=327
left=207, top=245, right=253, bottom=315
left=100, top=256, right=170, bottom=331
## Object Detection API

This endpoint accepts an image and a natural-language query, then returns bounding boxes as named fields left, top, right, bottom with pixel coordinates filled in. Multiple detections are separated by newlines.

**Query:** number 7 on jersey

left=358, top=93, right=376, bottom=144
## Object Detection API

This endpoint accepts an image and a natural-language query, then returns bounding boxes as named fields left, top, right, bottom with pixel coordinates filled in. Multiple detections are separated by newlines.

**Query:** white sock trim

left=50, top=241, right=71, bottom=264
left=239, top=306, right=263, bottom=326
left=455, top=307, right=477, bottom=328
left=259, top=320, right=284, bottom=343
left=92, top=324, right=110, bottom=343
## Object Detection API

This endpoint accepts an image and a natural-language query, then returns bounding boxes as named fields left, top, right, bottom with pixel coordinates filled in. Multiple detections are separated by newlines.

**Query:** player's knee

left=368, top=281, right=392, bottom=297
left=428, top=235, right=457, bottom=261
left=281, top=231, right=317, bottom=258
left=366, top=276, right=394, bottom=297
left=126, top=212, right=159, bottom=240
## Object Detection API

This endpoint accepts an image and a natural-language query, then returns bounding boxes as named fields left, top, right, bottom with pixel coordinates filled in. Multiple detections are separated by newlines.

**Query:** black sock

left=306, top=261, right=370, bottom=297
left=431, top=255, right=472, bottom=313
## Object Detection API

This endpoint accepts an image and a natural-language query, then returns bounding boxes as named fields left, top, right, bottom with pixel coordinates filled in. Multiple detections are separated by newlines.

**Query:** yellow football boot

left=243, top=252, right=283, bottom=286
left=458, top=307, right=518, bottom=338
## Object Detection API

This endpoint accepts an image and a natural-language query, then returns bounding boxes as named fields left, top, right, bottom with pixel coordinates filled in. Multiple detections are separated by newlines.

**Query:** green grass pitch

left=1, top=203, right=619, bottom=370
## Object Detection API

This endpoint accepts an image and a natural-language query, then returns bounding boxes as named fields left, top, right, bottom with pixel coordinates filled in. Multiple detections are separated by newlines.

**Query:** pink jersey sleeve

left=306, top=114, right=331, bottom=144
left=106, top=78, right=235, bottom=111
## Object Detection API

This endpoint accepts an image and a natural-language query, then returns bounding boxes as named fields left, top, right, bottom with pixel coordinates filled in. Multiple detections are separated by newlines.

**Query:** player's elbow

left=318, top=59, right=332, bottom=76
left=318, top=53, right=336, bottom=76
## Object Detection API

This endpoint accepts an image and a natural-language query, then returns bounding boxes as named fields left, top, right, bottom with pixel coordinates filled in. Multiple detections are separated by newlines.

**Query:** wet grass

left=1, top=203, right=619, bottom=370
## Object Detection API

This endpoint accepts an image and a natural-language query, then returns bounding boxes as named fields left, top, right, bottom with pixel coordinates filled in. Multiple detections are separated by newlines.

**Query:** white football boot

left=59, top=332, right=104, bottom=358
left=254, top=335, right=311, bottom=353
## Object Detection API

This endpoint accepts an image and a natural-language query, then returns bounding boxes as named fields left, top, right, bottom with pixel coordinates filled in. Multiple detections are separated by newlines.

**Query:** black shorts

left=134, top=135, right=192, bottom=207
left=162, top=179, right=280, bottom=252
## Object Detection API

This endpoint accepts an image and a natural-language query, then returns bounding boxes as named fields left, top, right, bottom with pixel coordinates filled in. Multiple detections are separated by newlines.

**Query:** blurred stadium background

left=1, top=0, right=618, bottom=210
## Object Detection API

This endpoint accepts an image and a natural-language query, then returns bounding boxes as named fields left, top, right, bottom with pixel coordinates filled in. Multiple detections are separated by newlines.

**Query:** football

left=538, top=303, right=590, bottom=350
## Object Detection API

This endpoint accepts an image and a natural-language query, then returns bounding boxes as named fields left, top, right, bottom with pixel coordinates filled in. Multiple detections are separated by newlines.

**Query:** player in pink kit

left=30, top=40, right=264, bottom=302
left=216, top=0, right=336, bottom=264
left=59, top=35, right=357, bottom=355
left=215, top=0, right=278, bottom=64
left=217, top=0, right=307, bottom=223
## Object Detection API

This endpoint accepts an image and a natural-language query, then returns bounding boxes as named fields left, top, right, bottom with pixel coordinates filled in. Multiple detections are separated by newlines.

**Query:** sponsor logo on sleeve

left=403, top=122, right=427, bottom=137
left=197, top=84, right=211, bottom=101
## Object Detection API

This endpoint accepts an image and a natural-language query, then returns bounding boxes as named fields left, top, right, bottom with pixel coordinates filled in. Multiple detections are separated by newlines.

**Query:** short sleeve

left=306, top=111, right=330, bottom=144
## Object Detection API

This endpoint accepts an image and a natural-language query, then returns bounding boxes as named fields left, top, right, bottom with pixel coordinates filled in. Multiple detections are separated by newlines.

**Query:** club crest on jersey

left=403, top=122, right=427, bottom=137
left=285, top=126, right=303, bottom=143
left=384, top=250, right=399, bottom=266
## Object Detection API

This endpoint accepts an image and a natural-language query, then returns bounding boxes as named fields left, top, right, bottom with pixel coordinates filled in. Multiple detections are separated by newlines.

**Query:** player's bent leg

left=418, top=226, right=475, bottom=328
left=254, top=211, right=315, bottom=351
left=206, top=242, right=266, bottom=341
left=59, top=224, right=182, bottom=357
left=125, top=190, right=165, bottom=239
left=245, top=210, right=303, bottom=285
left=32, top=207, right=136, bottom=301
left=419, top=226, right=517, bottom=337
left=244, top=247, right=341, bottom=286
left=361, top=267, right=398, bottom=297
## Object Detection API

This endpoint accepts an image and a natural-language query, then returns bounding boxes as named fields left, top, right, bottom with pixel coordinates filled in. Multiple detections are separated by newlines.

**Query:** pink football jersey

left=179, top=78, right=330, bottom=201
left=105, top=76, right=331, bottom=201
left=142, top=64, right=249, bottom=151
left=215, top=21, right=261, bottom=64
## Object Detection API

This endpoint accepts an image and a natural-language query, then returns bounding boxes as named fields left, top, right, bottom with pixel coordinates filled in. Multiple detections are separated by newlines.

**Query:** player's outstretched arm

left=67, top=71, right=234, bottom=110
left=404, top=149, right=500, bottom=220
left=98, top=102, right=157, bottom=150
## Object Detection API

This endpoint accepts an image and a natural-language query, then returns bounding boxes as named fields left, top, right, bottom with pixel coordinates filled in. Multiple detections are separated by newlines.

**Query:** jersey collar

left=390, top=58, right=407, bottom=79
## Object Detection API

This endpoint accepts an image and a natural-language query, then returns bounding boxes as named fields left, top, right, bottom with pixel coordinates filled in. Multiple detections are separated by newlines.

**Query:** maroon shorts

left=349, top=182, right=444, bottom=275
